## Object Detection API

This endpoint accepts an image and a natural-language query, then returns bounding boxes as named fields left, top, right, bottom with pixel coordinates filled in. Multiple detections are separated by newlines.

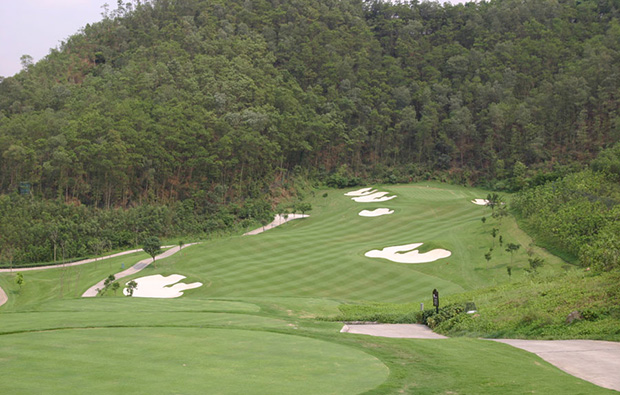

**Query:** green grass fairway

left=134, top=183, right=566, bottom=304
left=1, top=183, right=611, bottom=394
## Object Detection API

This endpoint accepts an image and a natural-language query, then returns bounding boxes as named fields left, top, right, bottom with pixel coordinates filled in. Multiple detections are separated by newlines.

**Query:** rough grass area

left=432, top=269, right=620, bottom=341
left=334, top=270, right=620, bottom=341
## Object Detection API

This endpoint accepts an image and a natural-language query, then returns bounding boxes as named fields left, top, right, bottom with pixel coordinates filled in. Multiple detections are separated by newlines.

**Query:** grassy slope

left=433, top=269, right=620, bottom=340
left=0, top=182, right=614, bottom=394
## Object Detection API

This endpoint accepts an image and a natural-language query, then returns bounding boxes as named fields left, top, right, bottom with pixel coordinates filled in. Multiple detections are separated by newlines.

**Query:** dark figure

left=432, top=289, right=439, bottom=314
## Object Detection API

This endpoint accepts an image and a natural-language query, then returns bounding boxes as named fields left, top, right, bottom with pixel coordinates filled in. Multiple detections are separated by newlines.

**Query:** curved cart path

left=0, top=248, right=149, bottom=273
left=341, top=324, right=620, bottom=392
left=0, top=245, right=188, bottom=306
left=244, top=214, right=309, bottom=235
left=82, top=243, right=198, bottom=297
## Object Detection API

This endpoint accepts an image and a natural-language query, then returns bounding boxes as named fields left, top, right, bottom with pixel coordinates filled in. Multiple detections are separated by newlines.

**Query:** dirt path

left=243, top=214, right=309, bottom=235
left=82, top=243, right=197, bottom=297
left=341, top=324, right=620, bottom=392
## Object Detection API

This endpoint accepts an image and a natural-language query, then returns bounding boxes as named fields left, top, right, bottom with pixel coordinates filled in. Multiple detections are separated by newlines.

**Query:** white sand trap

left=359, top=208, right=394, bottom=217
left=124, top=274, right=202, bottom=298
left=345, top=187, right=377, bottom=196
left=352, top=191, right=397, bottom=203
left=471, top=199, right=489, bottom=206
left=365, top=243, right=451, bottom=263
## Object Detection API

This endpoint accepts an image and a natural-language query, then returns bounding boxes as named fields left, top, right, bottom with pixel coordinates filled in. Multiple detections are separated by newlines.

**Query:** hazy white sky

left=0, top=0, right=468, bottom=78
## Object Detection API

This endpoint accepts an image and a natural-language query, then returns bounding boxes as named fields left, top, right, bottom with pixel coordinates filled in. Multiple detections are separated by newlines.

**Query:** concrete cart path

left=82, top=243, right=198, bottom=297
left=492, top=339, right=620, bottom=392
left=341, top=324, right=620, bottom=391
left=0, top=246, right=170, bottom=307
left=244, top=214, right=309, bottom=235
left=0, top=248, right=153, bottom=273
left=341, top=324, right=448, bottom=339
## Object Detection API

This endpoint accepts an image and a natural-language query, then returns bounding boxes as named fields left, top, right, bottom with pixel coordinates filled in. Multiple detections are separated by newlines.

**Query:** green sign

left=19, top=182, right=31, bottom=195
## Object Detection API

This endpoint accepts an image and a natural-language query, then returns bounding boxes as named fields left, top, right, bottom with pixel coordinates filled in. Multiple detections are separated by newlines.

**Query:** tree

left=178, top=240, right=184, bottom=256
left=491, top=228, right=499, bottom=248
left=505, top=243, right=521, bottom=266
left=15, top=272, right=24, bottom=289
left=486, top=193, right=503, bottom=212
left=507, top=266, right=512, bottom=279
left=528, top=257, right=545, bottom=272
left=97, top=274, right=117, bottom=296
left=297, top=203, right=312, bottom=215
left=143, top=236, right=162, bottom=265
left=484, top=250, right=492, bottom=269
left=20, top=54, right=33, bottom=70
left=111, top=281, right=120, bottom=295
left=492, top=206, right=509, bottom=224
left=126, top=280, right=138, bottom=296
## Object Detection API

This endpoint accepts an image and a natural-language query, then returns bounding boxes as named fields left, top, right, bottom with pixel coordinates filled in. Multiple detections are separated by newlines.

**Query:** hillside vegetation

left=2, top=0, right=620, bottom=265
left=2, top=0, right=620, bottom=199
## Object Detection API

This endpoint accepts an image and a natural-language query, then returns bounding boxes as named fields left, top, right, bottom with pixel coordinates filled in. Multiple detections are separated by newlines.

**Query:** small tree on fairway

left=126, top=280, right=138, bottom=296
left=111, top=282, right=120, bottom=296
left=178, top=240, right=184, bottom=256
left=143, top=236, right=162, bottom=266
left=15, top=272, right=24, bottom=289
left=492, top=206, right=508, bottom=224
left=491, top=228, right=499, bottom=248
left=486, top=193, right=503, bottom=211
left=484, top=250, right=492, bottom=268
left=297, top=202, right=312, bottom=215
left=505, top=243, right=521, bottom=266
left=507, top=266, right=512, bottom=279
left=97, top=274, right=117, bottom=296
left=499, top=235, right=503, bottom=246
left=481, top=216, right=486, bottom=224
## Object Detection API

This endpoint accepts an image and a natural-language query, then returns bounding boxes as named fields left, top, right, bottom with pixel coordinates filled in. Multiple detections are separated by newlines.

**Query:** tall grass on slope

left=333, top=269, right=620, bottom=341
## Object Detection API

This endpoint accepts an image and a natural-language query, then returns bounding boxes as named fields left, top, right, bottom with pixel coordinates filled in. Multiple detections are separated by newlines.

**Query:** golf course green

left=0, top=183, right=613, bottom=394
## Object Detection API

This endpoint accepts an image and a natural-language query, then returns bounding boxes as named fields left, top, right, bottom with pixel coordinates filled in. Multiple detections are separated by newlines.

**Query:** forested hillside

left=1, top=0, right=620, bottom=265
left=513, top=143, right=620, bottom=271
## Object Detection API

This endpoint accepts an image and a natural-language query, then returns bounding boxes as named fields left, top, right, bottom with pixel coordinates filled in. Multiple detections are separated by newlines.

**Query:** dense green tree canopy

left=1, top=0, right=620, bottom=266
left=2, top=0, right=620, bottom=205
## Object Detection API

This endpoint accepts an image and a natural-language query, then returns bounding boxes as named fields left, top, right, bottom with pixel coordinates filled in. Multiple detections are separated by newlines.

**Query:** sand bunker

left=359, top=208, right=394, bottom=217
left=124, top=274, right=202, bottom=298
left=345, top=187, right=378, bottom=196
left=352, top=191, right=397, bottom=203
left=365, top=243, right=451, bottom=263
left=471, top=199, right=489, bottom=206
